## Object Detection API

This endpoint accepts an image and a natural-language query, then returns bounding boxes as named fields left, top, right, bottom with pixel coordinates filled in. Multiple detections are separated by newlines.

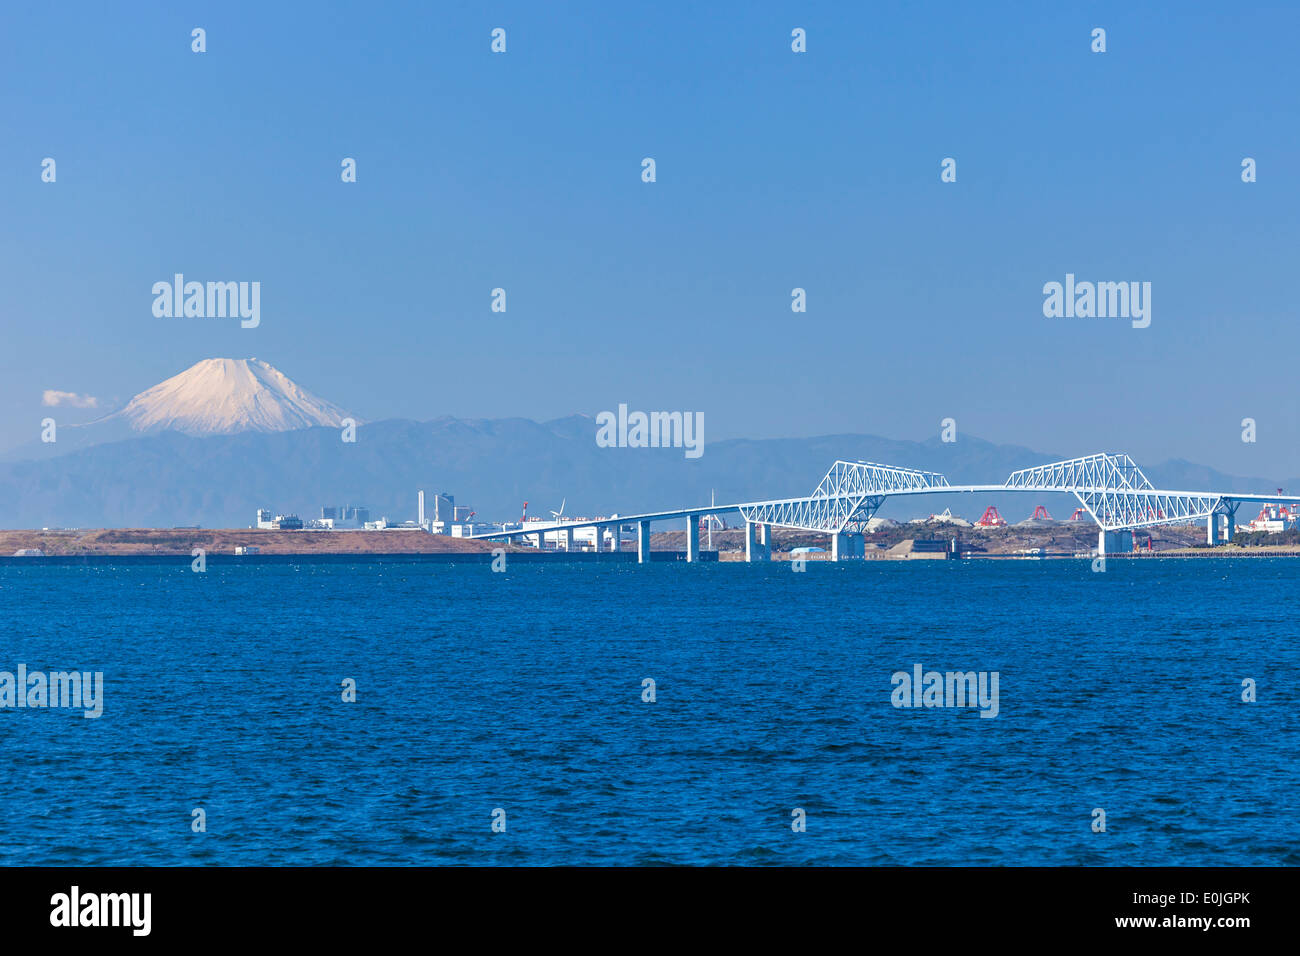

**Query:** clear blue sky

left=3, top=1, right=1298, bottom=477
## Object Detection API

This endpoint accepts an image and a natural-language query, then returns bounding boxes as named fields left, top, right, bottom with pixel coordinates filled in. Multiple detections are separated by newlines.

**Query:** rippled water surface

left=0, top=558, right=1295, bottom=865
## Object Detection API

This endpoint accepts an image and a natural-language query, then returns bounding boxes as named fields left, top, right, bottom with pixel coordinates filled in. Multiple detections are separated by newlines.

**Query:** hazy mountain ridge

left=1, top=418, right=1293, bottom=529
left=4, top=360, right=1291, bottom=528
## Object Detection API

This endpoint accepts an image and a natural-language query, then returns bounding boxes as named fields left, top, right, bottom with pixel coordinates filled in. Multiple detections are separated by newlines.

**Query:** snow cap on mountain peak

left=108, top=357, right=354, bottom=436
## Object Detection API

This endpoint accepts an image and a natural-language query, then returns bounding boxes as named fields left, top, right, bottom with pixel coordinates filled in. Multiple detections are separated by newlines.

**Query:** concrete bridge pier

left=685, top=517, right=700, bottom=562
left=1206, top=514, right=1219, bottom=546
left=745, top=521, right=770, bottom=562
left=534, top=531, right=546, bottom=550
left=1224, top=503, right=1237, bottom=542
left=1098, top=529, right=1133, bottom=555
left=608, top=524, right=620, bottom=552
left=831, top=532, right=864, bottom=561
left=637, top=520, right=652, bottom=564
left=562, top=527, right=574, bottom=551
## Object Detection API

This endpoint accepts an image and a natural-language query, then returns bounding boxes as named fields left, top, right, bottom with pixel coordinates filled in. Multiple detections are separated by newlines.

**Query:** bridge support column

left=1098, top=530, right=1131, bottom=554
left=686, top=517, right=700, bottom=562
left=745, top=521, right=768, bottom=562
left=832, top=532, right=863, bottom=561
left=607, top=524, right=619, bottom=551
left=534, top=531, right=545, bottom=550
left=1206, top=514, right=1219, bottom=546
left=759, top=523, right=774, bottom=559
left=562, top=527, right=574, bottom=551
left=1224, top=505, right=1236, bottom=543
left=637, top=520, right=651, bottom=564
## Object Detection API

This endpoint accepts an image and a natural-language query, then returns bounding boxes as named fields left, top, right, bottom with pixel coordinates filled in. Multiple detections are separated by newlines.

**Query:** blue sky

left=3, top=1, right=1298, bottom=477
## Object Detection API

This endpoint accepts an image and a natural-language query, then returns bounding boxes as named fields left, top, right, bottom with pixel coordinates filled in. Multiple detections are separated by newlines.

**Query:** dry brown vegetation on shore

left=0, top=528, right=515, bottom=556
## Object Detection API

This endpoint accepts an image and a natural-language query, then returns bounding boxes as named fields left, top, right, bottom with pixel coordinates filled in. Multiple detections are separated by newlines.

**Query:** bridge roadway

left=470, top=453, right=1300, bottom=562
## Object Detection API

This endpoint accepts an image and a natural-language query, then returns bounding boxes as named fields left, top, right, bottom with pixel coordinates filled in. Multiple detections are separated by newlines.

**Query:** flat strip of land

left=3, top=525, right=1298, bottom=558
left=0, top=529, right=512, bottom=556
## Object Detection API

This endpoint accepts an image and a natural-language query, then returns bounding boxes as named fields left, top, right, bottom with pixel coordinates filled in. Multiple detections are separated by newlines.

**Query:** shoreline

left=3, top=527, right=1298, bottom=561
left=0, top=550, right=716, bottom=566
left=3, top=547, right=1299, bottom=566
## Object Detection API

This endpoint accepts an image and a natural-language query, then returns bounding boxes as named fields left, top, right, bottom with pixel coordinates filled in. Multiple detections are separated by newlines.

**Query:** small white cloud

left=43, top=390, right=100, bottom=409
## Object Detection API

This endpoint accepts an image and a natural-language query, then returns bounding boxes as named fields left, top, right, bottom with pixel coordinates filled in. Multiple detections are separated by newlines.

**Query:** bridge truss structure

left=1002, top=454, right=1224, bottom=531
left=737, top=461, right=949, bottom=533
left=473, top=451, right=1300, bottom=560
left=736, top=452, right=1287, bottom=536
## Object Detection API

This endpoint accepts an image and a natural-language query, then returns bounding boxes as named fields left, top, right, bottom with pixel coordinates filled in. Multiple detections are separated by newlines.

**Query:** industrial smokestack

left=418, top=490, right=425, bottom=527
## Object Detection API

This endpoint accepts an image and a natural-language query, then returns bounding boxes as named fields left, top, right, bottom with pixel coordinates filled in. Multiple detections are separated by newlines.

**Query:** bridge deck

left=471, top=453, right=1300, bottom=541
left=472, top=486, right=1300, bottom=540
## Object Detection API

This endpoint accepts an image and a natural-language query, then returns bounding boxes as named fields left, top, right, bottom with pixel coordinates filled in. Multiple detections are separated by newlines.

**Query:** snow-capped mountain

left=4, top=359, right=356, bottom=462
left=104, top=358, right=352, bottom=435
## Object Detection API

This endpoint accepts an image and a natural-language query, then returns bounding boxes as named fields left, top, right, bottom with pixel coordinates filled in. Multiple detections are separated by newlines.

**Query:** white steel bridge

left=472, top=453, right=1300, bottom=561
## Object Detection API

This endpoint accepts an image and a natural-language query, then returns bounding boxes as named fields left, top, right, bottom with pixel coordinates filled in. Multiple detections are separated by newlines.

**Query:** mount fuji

left=13, top=358, right=355, bottom=459
left=103, top=357, right=353, bottom=436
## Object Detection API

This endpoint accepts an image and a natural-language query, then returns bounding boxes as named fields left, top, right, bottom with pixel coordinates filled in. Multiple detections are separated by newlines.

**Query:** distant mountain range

left=2, top=359, right=1295, bottom=529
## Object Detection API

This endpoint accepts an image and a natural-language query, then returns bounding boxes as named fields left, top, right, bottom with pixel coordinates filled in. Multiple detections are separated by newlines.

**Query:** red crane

left=975, top=505, right=1007, bottom=527
left=1032, top=505, right=1052, bottom=520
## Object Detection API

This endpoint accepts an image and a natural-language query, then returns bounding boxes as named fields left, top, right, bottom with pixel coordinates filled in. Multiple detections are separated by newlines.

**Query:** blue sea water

left=0, top=557, right=1296, bottom=866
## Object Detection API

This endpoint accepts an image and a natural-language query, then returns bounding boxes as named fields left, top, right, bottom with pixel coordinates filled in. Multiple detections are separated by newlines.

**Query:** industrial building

left=254, top=509, right=303, bottom=530
left=256, top=509, right=298, bottom=530
left=320, top=505, right=370, bottom=528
